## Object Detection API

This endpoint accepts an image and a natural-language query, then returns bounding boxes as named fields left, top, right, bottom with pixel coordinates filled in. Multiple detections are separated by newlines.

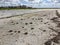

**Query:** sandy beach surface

left=0, top=9, right=60, bottom=45
left=0, top=9, right=41, bottom=18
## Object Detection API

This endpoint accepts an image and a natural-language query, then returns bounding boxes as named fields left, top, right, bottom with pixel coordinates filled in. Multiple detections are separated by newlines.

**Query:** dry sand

left=0, top=9, right=60, bottom=45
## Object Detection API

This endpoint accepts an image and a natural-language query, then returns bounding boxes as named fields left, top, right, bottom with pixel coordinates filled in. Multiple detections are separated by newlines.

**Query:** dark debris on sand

left=45, top=10, right=60, bottom=45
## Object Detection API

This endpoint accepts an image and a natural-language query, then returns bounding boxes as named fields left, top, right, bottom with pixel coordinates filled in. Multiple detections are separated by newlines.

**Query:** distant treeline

left=0, top=5, right=36, bottom=9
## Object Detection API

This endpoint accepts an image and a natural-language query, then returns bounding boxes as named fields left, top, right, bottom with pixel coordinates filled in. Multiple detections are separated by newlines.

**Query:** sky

left=0, top=0, right=60, bottom=8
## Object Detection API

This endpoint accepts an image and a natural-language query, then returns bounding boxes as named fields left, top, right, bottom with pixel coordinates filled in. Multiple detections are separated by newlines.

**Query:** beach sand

left=0, top=9, right=60, bottom=45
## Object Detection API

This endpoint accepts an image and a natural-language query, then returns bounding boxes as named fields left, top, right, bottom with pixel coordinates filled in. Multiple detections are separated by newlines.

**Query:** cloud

left=24, top=0, right=40, bottom=3
left=0, top=0, right=21, bottom=6
left=0, top=0, right=60, bottom=8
